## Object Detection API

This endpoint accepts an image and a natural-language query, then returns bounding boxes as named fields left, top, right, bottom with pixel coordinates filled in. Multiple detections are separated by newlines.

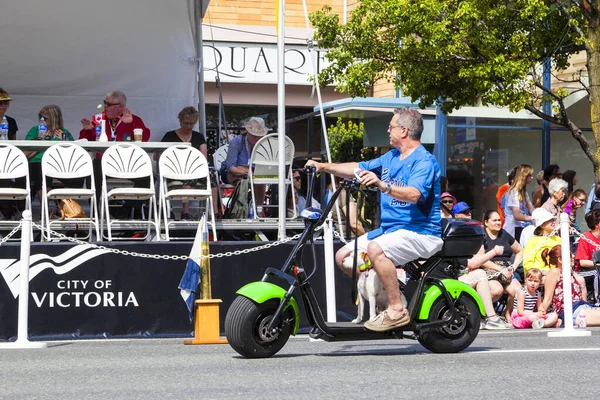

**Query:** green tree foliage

left=327, top=117, right=365, bottom=163
left=310, top=0, right=600, bottom=177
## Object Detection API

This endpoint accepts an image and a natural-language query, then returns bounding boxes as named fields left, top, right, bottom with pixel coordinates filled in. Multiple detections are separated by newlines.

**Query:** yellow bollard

left=184, top=216, right=227, bottom=345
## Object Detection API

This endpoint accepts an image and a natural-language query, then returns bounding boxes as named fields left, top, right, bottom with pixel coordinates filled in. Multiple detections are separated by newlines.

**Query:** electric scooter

left=225, top=167, right=486, bottom=358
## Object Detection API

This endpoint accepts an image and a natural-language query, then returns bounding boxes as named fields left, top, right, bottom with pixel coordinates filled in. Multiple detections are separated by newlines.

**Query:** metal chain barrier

left=0, top=222, right=23, bottom=246
left=31, top=221, right=305, bottom=261
left=332, top=228, right=349, bottom=244
left=572, top=229, right=600, bottom=251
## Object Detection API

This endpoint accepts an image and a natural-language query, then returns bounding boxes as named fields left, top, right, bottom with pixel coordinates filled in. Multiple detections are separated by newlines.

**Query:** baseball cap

left=452, top=201, right=474, bottom=215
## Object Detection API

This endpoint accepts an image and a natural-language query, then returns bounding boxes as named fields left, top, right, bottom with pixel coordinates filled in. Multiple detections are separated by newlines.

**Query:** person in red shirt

left=496, top=166, right=517, bottom=228
left=574, top=209, right=600, bottom=302
left=80, top=90, right=151, bottom=216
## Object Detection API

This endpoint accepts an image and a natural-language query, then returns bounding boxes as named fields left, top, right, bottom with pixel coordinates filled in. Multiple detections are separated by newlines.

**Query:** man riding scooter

left=306, top=107, right=443, bottom=331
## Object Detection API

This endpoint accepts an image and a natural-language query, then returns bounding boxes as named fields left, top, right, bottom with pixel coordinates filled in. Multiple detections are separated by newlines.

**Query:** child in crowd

left=512, top=268, right=559, bottom=329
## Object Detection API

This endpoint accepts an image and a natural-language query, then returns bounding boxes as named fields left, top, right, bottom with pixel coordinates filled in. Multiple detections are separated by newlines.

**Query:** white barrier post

left=0, top=210, right=47, bottom=349
left=323, top=219, right=337, bottom=322
left=310, top=219, right=336, bottom=343
left=547, top=212, right=590, bottom=337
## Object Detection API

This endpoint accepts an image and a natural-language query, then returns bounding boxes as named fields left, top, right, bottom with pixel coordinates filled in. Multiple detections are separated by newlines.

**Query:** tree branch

left=524, top=104, right=565, bottom=126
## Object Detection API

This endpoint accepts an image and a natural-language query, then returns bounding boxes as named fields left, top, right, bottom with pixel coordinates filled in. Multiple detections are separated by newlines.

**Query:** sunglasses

left=103, top=100, right=120, bottom=107
left=293, top=176, right=301, bottom=181
left=441, top=200, right=454, bottom=204
left=0, top=100, right=9, bottom=106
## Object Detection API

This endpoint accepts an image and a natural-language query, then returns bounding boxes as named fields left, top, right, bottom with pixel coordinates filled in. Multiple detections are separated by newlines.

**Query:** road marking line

left=468, top=347, right=600, bottom=354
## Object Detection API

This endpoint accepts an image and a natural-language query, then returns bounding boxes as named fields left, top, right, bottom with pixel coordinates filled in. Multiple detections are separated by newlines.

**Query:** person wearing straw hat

left=220, top=116, right=270, bottom=206
left=0, top=88, right=18, bottom=140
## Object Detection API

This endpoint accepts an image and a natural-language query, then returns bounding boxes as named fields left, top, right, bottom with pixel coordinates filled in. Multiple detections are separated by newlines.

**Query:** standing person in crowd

left=481, top=210, right=523, bottom=319
left=80, top=91, right=150, bottom=201
left=563, top=189, right=587, bottom=231
left=512, top=268, right=559, bottom=329
left=532, top=170, right=545, bottom=206
left=160, top=106, right=218, bottom=219
left=532, top=164, right=561, bottom=208
left=522, top=208, right=561, bottom=276
left=0, top=88, right=21, bottom=220
left=305, top=107, right=444, bottom=331
left=481, top=172, right=499, bottom=214
left=220, top=117, right=269, bottom=207
left=562, top=170, right=577, bottom=199
left=496, top=166, right=517, bottom=228
left=586, top=182, right=600, bottom=212
left=324, top=175, right=366, bottom=238
left=503, top=164, right=534, bottom=242
left=540, top=178, right=568, bottom=220
left=25, top=105, right=75, bottom=202
left=440, top=192, right=456, bottom=218
left=535, top=170, right=544, bottom=186
left=574, top=209, right=600, bottom=302
left=539, top=245, right=600, bottom=327
left=292, top=169, right=320, bottom=214
left=0, top=88, right=17, bottom=139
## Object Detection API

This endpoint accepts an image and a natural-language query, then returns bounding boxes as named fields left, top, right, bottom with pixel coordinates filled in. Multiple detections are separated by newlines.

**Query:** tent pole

left=196, top=2, right=207, bottom=139
left=277, top=0, right=286, bottom=240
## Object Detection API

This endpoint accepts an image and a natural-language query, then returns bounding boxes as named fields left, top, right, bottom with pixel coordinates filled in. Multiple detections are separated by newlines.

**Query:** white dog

left=343, top=252, right=407, bottom=323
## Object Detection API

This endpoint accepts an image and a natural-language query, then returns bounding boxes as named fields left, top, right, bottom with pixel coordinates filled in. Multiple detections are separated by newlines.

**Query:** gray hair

left=106, top=90, right=127, bottom=105
left=393, top=107, right=423, bottom=141
left=548, top=178, right=568, bottom=195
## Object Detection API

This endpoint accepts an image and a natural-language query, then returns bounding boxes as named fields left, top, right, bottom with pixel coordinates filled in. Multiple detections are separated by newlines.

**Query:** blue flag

left=178, top=219, right=203, bottom=322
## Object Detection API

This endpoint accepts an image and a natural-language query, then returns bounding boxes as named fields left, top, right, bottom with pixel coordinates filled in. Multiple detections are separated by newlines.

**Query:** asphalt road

left=1, top=329, right=600, bottom=399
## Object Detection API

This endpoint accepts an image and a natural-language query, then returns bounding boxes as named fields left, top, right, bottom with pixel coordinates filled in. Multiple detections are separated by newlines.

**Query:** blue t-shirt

left=220, top=134, right=251, bottom=174
left=358, top=145, right=442, bottom=239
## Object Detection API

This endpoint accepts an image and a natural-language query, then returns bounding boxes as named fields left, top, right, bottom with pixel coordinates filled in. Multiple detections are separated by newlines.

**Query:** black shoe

left=180, top=213, right=192, bottom=220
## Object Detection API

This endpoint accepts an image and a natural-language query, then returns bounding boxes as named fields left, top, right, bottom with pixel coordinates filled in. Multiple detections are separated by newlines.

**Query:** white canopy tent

left=1, top=0, right=209, bottom=140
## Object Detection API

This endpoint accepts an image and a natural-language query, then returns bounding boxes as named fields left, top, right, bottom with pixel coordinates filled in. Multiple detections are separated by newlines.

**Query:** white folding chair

left=100, top=143, right=159, bottom=241
left=0, top=144, right=31, bottom=238
left=249, top=134, right=295, bottom=219
left=212, top=144, right=233, bottom=210
left=158, top=145, right=216, bottom=241
left=41, top=143, right=99, bottom=241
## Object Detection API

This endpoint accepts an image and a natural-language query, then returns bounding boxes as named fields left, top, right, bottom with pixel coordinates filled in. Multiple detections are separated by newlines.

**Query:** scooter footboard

left=236, top=281, right=301, bottom=334
left=416, top=279, right=485, bottom=320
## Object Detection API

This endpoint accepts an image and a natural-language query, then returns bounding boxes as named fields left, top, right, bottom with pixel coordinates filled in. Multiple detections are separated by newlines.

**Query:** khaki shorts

left=343, top=229, right=444, bottom=266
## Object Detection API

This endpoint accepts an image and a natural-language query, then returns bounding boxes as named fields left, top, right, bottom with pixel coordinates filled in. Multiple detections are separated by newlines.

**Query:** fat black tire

left=225, top=296, right=292, bottom=358
left=417, top=295, right=481, bottom=353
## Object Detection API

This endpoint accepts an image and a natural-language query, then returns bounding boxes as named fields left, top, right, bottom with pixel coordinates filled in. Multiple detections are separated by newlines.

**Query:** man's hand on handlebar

left=304, top=160, right=323, bottom=172
left=359, top=170, right=385, bottom=191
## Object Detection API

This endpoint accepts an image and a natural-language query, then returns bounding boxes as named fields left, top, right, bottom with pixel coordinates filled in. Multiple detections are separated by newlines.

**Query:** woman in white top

left=503, top=164, right=534, bottom=242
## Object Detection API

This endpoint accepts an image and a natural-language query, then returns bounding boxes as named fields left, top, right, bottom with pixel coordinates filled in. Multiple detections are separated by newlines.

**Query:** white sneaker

left=532, top=319, right=544, bottom=329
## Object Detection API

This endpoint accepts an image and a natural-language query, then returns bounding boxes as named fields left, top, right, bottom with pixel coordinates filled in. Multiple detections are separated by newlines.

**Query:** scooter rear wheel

left=225, top=296, right=292, bottom=358
left=417, top=295, right=481, bottom=353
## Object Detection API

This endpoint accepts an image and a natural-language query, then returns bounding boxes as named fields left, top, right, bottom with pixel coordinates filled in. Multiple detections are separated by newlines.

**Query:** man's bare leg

left=335, top=247, right=354, bottom=277
left=367, top=241, right=405, bottom=319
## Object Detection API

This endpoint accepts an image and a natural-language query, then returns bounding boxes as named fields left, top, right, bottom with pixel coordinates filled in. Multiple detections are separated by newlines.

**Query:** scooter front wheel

left=225, top=296, right=292, bottom=358
left=417, top=295, right=481, bottom=353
